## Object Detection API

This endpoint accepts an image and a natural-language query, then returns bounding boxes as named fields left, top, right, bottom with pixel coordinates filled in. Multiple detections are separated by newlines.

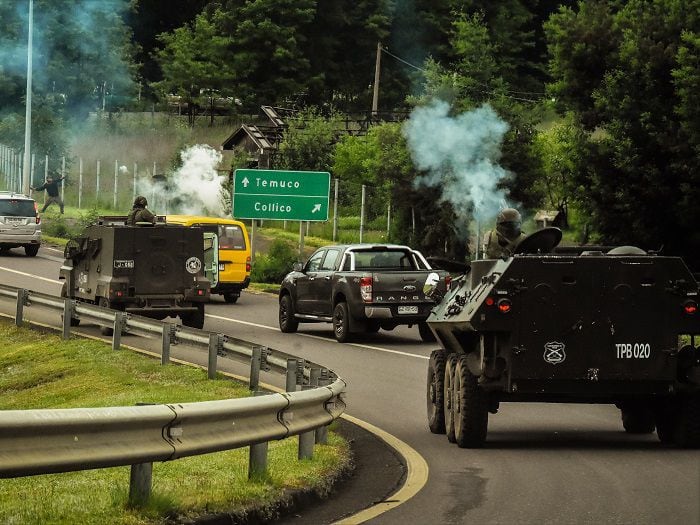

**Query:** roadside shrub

left=251, top=240, right=298, bottom=283
left=41, top=212, right=70, bottom=238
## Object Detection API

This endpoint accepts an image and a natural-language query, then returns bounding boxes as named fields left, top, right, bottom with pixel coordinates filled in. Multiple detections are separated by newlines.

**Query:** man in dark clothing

left=31, top=176, right=65, bottom=213
left=126, top=195, right=156, bottom=225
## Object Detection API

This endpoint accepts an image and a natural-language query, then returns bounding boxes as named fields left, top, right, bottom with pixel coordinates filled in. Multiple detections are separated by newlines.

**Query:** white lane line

left=0, top=266, right=62, bottom=284
left=205, top=313, right=430, bottom=360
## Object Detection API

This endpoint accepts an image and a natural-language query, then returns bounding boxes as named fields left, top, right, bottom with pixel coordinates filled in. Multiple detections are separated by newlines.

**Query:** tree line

left=0, top=0, right=698, bottom=269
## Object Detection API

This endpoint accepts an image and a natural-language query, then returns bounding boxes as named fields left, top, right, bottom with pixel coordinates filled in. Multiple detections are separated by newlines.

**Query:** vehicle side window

left=341, top=254, right=352, bottom=271
left=305, top=250, right=325, bottom=272
left=321, top=249, right=341, bottom=271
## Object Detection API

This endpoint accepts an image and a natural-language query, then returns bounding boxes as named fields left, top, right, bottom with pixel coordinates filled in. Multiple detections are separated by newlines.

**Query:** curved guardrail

left=0, top=283, right=346, bottom=502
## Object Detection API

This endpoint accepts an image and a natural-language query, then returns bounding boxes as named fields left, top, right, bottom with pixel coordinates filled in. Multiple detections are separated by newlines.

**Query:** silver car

left=0, top=192, right=42, bottom=257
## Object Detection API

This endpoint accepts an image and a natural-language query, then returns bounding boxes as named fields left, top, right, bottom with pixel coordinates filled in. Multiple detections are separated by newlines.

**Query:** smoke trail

left=402, top=100, right=510, bottom=223
left=135, top=144, right=226, bottom=217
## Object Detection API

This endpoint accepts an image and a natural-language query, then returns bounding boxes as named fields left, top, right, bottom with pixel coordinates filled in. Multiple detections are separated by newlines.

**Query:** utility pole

left=22, top=0, right=34, bottom=196
left=372, top=42, right=382, bottom=117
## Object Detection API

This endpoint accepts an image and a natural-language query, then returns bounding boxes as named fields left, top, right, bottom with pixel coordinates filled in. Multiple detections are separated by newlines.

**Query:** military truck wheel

left=418, top=321, right=436, bottom=343
left=674, top=394, right=700, bottom=448
left=98, top=298, right=116, bottom=336
left=427, top=349, right=446, bottom=434
left=183, top=304, right=205, bottom=329
left=621, top=406, right=655, bottom=434
left=24, top=244, right=39, bottom=257
left=453, top=355, right=488, bottom=448
left=333, top=302, right=353, bottom=343
left=224, top=292, right=239, bottom=304
left=279, top=295, right=299, bottom=333
left=444, top=354, right=459, bottom=443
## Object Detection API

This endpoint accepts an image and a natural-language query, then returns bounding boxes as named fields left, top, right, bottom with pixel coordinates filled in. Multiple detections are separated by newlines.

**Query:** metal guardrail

left=0, top=283, right=346, bottom=503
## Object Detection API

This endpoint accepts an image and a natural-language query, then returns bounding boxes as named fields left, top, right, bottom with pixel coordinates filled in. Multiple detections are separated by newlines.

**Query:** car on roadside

left=0, top=191, right=41, bottom=257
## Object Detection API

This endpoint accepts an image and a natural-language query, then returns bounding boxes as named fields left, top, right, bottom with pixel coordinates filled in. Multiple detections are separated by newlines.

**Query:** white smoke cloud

left=402, top=100, right=510, bottom=223
left=135, top=144, right=226, bottom=217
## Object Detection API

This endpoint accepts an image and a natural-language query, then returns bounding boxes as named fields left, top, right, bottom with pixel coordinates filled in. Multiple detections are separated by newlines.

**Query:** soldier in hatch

left=482, top=208, right=527, bottom=258
left=126, top=195, right=156, bottom=225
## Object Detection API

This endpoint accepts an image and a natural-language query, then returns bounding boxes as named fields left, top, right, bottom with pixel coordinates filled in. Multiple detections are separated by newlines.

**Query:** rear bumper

left=212, top=277, right=250, bottom=295
left=362, top=304, right=431, bottom=323
left=0, top=232, right=41, bottom=246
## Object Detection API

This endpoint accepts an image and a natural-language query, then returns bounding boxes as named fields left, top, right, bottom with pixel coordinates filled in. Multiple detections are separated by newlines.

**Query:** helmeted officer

left=482, top=208, right=527, bottom=258
left=126, top=195, right=156, bottom=226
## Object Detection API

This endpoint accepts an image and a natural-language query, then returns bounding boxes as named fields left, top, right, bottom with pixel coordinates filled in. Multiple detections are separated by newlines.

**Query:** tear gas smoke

left=403, top=100, right=510, bottom=224
left=118, top=165, right=128, bottom=174
left=135, top=145, right=226, bottom=217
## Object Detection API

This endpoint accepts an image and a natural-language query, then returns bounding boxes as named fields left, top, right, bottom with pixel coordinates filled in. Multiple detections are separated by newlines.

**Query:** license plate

left=398, top=305, right=419, bottom=314
left=6, top=217, right=23, bottom=225
left=219, top=263, right=225, bottom=271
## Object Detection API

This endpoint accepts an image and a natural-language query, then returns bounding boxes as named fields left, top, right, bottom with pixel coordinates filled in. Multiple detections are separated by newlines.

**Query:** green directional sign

left=232, top=169, right=331, bottom=221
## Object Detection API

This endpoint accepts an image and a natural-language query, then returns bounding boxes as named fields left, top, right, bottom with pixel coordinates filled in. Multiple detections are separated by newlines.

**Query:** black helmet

left=496, top=208, right=522, bottom=240
left=134, top=195, right=148, bottom=207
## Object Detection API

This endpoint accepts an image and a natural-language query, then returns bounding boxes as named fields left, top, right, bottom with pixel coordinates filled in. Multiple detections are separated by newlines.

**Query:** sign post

left=232, top=169, right=331, bottom=221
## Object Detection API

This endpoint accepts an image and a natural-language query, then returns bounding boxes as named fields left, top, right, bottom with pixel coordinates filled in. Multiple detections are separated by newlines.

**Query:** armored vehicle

left=425, top=228, right=700, bottom=448
left=59, top=217, right=210, bottom=333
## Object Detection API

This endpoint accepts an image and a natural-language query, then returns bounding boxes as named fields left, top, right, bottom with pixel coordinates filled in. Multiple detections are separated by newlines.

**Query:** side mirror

left=423, top=272, right=443, bottom=302
left=293, top=262, right=303, bottom=272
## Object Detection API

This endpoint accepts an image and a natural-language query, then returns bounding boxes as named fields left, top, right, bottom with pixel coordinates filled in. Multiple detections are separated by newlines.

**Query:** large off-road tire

left=453, top=354, right=489, bottom=448
left=24, top=244, right=39, bottom=257
left=427, top=349, right=446, bottom=434
left=333, top=301, right=353, bottom=343
left=183, top=303, right=205, bottom=329
left=418, top=321, right=436, bottom=343
left=98, top=297, right=115, bottom=336
left=223, top=292, right=239, bottom=304
left=674, top=394, right=700, bottom=448
left=621, top=406, right=656, bottom=434
left=444, top=353, right=459, bottom=443
left=278, top=294, right=299, bottom=333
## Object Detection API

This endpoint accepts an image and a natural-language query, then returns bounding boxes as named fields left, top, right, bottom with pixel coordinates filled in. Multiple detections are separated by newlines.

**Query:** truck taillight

left=684, top=300, right=697, bottom=315
left=497, top=298, right=512, bottom=313
left=445, top=275, right=452, bottom=288
left=34, top=202, right=40, bottom=224
left=246, top=256, right=251, bottom=272
left=360, top=276, right=372, bottom=302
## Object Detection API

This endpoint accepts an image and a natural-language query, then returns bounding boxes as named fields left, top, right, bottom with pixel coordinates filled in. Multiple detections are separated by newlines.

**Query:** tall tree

left=545, top=0, right=700, bottom=269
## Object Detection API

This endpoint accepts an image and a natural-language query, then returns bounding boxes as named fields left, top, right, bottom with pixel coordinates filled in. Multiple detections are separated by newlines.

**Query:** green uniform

left=126, top=206, right=155, bottom=226
left=483, top=229, right=527, bottom=259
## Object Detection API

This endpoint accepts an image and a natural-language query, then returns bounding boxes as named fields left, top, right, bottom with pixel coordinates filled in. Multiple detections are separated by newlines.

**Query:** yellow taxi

left=166, top=215, right=251, bottom=303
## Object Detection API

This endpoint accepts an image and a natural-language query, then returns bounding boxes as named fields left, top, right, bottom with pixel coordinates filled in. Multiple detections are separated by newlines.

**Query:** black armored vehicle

left=59, top=217, right=210, bottom=333
left=425, top=228, right=700, bottom=448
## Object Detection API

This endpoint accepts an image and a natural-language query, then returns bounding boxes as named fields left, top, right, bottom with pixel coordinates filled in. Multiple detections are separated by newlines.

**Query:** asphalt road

left=1, top=245, right=699, bottom=525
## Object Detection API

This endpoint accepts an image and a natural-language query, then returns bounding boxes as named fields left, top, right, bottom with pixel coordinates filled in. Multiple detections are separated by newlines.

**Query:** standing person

left=482, top=208, right=527, bottom=258
left=31, top=175, right=65, bottom=213
left=126, top=195, right=156, bottom=225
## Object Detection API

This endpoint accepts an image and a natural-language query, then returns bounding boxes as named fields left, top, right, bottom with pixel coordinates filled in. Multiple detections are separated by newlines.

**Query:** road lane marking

left=0, top=266, right=62, bottom=284
left=334, top=414, right=429, bottom=524
left=205, top=313, right=429, bottom=360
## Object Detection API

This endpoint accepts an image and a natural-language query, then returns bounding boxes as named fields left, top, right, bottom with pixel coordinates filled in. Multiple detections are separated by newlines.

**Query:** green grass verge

left=0, top=320, right=350, bottom=525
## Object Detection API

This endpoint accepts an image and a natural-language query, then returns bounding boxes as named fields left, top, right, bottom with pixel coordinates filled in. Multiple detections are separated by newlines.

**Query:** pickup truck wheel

left=365, top=320, right=381, bottom=333
left=453, top=354, right=488, bottom=448
left=279, top=295, right=299, bottom=333
left=621, top=406, right=655, bottom=434
left=419, top=321, right=436, bottom=342
left=444, top=354, right=458, bottom=442
left=427, top=349, right=446, bottom=434
left=24, top=244, right=39, bottom=257
left=333, top=301, right=353, bottom=343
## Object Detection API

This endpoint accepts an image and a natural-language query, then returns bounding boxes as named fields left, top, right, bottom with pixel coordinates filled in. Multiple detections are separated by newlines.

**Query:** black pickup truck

left=278, top=244, right=450, bottom=342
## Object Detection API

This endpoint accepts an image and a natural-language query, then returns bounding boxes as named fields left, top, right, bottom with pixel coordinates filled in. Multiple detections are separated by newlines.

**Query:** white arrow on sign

left=241, top=177, right=249, bottom=188
left=311, top=204, right=321, bottom=213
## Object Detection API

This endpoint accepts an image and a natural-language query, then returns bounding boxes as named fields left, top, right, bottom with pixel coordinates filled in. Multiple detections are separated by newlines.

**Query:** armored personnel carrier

left=425, top=228, right=700, bottom=448
left=59, top=217, right=210, bottom=333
